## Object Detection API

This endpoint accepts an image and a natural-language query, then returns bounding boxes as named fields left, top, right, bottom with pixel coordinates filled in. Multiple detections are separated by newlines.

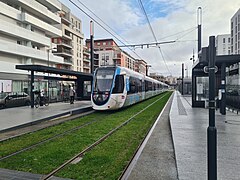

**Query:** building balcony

left=61, top=16, right=71, bottom=25
left=83, top=58, right=91, bottom=62
left=0, top=1, right=20, bottom=20
left=113, top=53, right=121, bottom=59
left=8, top=0, right=61, bottom=24
left=56, top=40, right=72, bottom=49
left=83, top=50, right=90, bottom=56
left=64, top=58, right=73, bottom=64
left=0, top=39, right=64, bottom=64
left=53, top=48, right=73, bottom=58
left=83, top=65, right=90, bottom=69
left=0, top=19, right=50, bottom=47
left=36, top=0, right=61, bottom=12
left=21, top=12, right=62, bottom=37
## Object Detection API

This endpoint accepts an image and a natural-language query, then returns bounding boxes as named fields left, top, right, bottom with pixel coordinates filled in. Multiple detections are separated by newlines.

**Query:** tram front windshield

left=94, top=68, right=115, bottom=93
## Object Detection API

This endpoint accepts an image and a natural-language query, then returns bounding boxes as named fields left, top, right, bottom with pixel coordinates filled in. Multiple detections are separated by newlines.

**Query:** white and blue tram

left=91, top=66, right=169, bottom=110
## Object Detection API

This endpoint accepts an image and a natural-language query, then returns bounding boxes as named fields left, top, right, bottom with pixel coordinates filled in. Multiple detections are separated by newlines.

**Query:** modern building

left=82, top=46, right=90, bottom=73
left=231, top=8, right=240, bottom=55
left=86, top=38, right=136, bottom=71
left=135, top=59, right=147, bottom=75
left=149, top=73, right=166, bottom=82
left=0, top=0, right=64, bottom=93
left=229, top=8, right=240, bottom=87
left=215, top=34, right=231, bottom=55
left=52, top=4, right=84, bottom=72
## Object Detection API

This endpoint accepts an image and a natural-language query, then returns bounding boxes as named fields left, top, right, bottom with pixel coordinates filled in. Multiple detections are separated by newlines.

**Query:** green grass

left=0, top=91, right=172, bottom=179
left=0, top=111, right=114, bottom=158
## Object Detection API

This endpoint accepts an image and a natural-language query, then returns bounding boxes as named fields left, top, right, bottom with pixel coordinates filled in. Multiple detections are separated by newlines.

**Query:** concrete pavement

left=170, top=91, right=240, bottom=180
left=0, top=100, right=92, bottom=133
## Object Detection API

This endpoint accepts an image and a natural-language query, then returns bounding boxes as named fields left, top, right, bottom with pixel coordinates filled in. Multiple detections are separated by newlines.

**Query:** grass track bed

left=0, top=92, right=172, bottom=179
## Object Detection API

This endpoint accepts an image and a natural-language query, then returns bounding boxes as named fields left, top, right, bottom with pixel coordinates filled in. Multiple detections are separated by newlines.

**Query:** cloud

left=60, top=0, right=240, bottom=77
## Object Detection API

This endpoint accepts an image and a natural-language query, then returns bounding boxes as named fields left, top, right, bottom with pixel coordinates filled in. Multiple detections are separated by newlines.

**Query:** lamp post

left=146, top=64, right=151, bottom=76
left=182, top=63, right=184, bottom=95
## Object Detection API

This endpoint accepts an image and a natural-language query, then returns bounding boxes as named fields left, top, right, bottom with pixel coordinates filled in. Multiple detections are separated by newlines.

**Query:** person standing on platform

left=40, top=89, right=44, bottom=106
left=69, top=86, right=75, bottom=104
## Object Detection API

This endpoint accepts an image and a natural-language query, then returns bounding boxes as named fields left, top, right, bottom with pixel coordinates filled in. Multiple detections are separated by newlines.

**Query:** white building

left=53, top=4, right=84, bottom=72
left=0, top=0, right=64, bottom=93
left=0, top=0, right=86, bottom=96
left=231, top=8, right=240, bottom=54
left=215, top=34, right=231, bottom=55
left=228, top=8, right=240, bottom=86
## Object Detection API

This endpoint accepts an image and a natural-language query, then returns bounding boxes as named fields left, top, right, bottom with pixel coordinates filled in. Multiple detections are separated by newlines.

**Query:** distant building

left=82, top=46, right=90, bottom=73
left=135, top=59, right=147, bottom=75
left=86, top=38, right=136, bottom=71
left=215, top=34, right=231, bottom=55
left=228, top=8, right=240, bottom=86
left=149, top=73, right=166, bottom=82
left=231, top=8, right=240, bottom=55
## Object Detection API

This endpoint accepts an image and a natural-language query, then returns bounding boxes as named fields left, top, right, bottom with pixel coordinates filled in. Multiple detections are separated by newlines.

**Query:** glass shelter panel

left=196, top=77, right=209, bottom=101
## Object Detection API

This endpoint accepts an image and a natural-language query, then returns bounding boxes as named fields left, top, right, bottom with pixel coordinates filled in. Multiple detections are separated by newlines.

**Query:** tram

left=91, top=66, right=169, bottom=110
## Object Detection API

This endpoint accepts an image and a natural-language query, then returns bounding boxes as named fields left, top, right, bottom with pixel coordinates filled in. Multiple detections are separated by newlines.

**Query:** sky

left=59, top=0, right=240, bottom=77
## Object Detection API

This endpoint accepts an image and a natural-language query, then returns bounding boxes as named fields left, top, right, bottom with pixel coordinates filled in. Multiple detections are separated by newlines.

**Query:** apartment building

left=52, top=4, right=84, bottom=72
left=231, top=8, right=240, bottom=54
left=86, top=38, right=136, bottom=71
left=229, top=8, right=240, bottom=86
left=82, top=46, right=90, bottom=73
left=216, top=34, right=231, bottom=55
left=134, top=59, right=147, bottom=75
left=0, top=0, right=64, bottom=93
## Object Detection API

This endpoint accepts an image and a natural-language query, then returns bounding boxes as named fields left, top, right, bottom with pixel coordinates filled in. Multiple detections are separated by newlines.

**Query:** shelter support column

left=30, top=70, right=34, bottom=108
left=76, top=78, right=84, bottom=100
left=220, top=63, right=226, bottom=115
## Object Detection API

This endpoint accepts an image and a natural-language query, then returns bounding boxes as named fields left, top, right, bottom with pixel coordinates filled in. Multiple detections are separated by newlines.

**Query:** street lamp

left=145, top=64, right=151, bottom=76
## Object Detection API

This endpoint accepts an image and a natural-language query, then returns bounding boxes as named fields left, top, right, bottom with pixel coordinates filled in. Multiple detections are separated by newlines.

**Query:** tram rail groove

left=41, top=93, right=169, bottom=180
left=119, top=92, right=174, bottom=180
left=0, top=111, right=118, bottom=161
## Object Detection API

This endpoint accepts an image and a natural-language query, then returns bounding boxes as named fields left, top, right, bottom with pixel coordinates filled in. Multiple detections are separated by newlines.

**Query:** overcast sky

left=60, top=0, right=240, bottom=77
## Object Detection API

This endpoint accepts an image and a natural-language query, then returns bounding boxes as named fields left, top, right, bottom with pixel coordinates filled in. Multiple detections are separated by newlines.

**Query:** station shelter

left=192, top=47, right=240, bottom=114
left=16, top=65, right=93, bottom=108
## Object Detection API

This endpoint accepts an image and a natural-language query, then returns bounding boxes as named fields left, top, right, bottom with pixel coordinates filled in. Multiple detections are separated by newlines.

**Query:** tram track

left=0, top=92, right=171, bottom=179
left=41, top=93, right=169, bottom=180
left=0, top=112, right=115, bottom=161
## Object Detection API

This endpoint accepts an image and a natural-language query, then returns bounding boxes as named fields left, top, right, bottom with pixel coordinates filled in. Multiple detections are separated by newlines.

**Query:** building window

left=97, top=42, right=100, bottom=46
left=102, top=54, right=105, bottom=60
left=223, top=38, right=225, bottom=43
left=228, top=38, right=231, bottom=43
left=103, top=42, right=106, bottom=46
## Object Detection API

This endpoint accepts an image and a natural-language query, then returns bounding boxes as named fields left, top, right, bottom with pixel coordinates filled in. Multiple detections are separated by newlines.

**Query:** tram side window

left=112, top=75, right=124, bottom=93
left=153, top=83, right=156, bottom=91
left=135, top=78, right=142, bottom=92
left=148, top=81, right=152, bottom=91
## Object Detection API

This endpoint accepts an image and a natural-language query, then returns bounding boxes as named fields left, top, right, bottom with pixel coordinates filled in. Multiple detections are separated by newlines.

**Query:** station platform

left=124, top=91, right=240, bottom=180
left=170, top=91, right=240, bottom=180
left=0, top=100, right=92, bottom=133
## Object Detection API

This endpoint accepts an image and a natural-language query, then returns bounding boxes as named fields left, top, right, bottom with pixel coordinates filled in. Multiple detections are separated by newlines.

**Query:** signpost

left=207, top=36, right=217, bottom=180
